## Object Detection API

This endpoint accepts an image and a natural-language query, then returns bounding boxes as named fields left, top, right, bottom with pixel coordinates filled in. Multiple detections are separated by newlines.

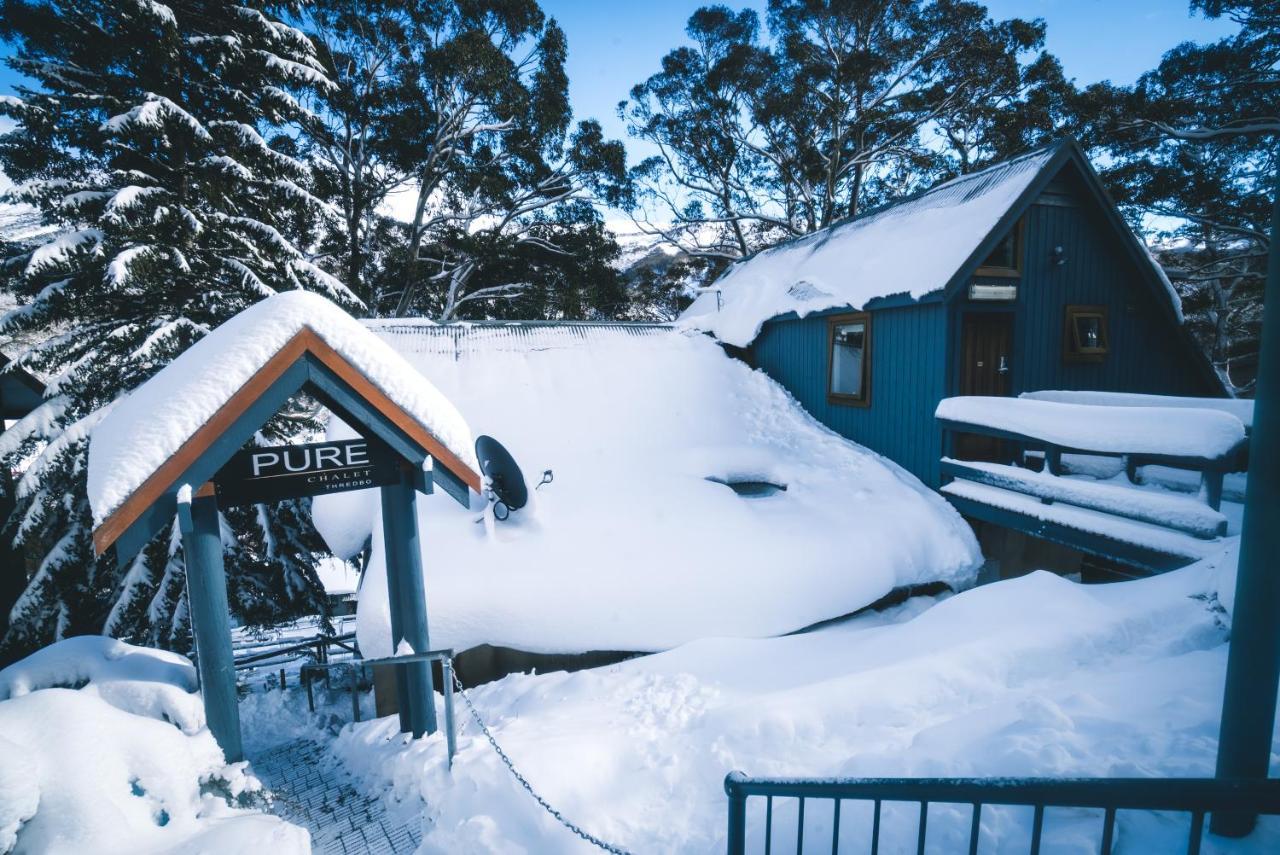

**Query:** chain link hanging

left=450, top=670, right=633, bottom=855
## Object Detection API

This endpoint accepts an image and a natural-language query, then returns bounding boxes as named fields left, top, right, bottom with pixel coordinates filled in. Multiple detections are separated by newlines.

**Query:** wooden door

left=956, top=313, right=1014, bottom=461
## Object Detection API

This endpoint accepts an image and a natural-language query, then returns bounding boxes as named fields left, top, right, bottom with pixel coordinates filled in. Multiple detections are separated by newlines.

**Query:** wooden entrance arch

left=91, top=320, right=480, bottom=762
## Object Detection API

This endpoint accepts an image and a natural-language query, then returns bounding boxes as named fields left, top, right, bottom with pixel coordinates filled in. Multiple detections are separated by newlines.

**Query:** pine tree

left=0, top=0, right=354, bottom=656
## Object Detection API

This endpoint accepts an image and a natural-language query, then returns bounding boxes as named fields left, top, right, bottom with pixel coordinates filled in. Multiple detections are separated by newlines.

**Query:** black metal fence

left=724, top=773, right=1280, bottom=855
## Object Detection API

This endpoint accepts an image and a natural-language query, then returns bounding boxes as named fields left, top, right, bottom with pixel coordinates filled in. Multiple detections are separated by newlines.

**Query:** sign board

left=214, top=438, right=399, bottom=506
left=969, top=283, right=1018, bottom=301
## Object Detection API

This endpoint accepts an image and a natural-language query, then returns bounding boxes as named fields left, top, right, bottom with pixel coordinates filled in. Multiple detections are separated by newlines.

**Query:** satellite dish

left=475, top=435, right=528, bottom=521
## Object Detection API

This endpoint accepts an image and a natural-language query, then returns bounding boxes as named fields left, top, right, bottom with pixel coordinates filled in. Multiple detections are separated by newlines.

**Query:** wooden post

left=179, top=493, right=243, bottom=763
left=1213, top=169, right=1280, bottom=837
left=380, top=468, right=437, bottom=738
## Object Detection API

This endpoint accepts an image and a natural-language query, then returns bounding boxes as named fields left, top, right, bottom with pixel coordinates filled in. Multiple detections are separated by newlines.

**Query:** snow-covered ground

left=3, top=533, right=1272, bottom=853
left=0, top=637, right=308, bottom=853
left=313, top=324, right=980, bottom=658
left=315, top=536, right=1275, bottom=854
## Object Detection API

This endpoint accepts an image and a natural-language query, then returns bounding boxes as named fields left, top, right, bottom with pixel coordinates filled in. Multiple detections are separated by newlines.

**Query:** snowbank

left=936, top=396, right=1246, bottom=459
left=679, top=147, right=1055, bottom=347
left=331, top=545, right=1271, bottom=853
left=0, top=638, right=307, bottom=853
left=1022, top=389, right=1254, bottom=430
left=314, top=325, right=980, bottom=656
left=87, top=290, right=476, bottom=527
left=0, top=634, right=195, bottom=699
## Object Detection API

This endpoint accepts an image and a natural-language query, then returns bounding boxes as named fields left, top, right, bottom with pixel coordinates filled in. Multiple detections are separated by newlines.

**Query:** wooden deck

left=937, top=404, right=1246, bottom=575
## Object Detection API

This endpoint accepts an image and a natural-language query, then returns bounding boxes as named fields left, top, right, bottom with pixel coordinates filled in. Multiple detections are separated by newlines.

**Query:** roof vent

left=706, top=477, right=787, bottom=498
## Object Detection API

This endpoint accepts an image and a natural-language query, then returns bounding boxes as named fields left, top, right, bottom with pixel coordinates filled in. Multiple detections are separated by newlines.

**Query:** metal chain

left=450, top=670, right=633, bottom=855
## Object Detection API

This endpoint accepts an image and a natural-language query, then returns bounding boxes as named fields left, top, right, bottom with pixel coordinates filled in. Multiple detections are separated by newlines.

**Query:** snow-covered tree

left=0, top=0, right=355, bottom=656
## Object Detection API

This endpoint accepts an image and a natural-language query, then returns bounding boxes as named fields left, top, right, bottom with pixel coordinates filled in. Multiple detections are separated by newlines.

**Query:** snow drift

left=0, top=638, right=307, bottom=853
left=313, top=323, right=980, bottom=657
left=331, top=544, right=1268, bottom=854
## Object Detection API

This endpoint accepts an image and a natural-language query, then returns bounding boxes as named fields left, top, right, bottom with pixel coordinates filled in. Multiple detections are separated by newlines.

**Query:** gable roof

left=679, top=140, right=1185, bottom=350
left=88, top=291, right=480, bottom=558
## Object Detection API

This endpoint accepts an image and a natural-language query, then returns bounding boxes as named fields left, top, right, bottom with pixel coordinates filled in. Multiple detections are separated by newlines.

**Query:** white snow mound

left=313, top=324, right=980, bottom=656
left=87, top=290, right=475, bottom=527
left=0, top=688, right=307, bottom=854
left=0, top=634, right=196, bottom=699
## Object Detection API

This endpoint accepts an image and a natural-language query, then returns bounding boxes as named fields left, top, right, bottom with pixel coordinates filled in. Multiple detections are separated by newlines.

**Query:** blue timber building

left=681, top=140, right=1229, bottom=575
left=685, top=140, right=1221, bottom=492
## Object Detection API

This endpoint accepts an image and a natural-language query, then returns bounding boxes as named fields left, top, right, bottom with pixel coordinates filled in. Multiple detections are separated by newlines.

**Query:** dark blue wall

left=947, top=169, right=1213, bottom=401
left=753, top=300, right=949, bottom=487
left=750, top=166, right=1218, bottom=489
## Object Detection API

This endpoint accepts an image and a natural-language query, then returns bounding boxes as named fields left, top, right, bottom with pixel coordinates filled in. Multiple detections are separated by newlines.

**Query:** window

left=1064, top=305, right=1109, bottom=362
left=975, top=218, right=1025, bottom=277
left=828, top=313, right=871, bottom=405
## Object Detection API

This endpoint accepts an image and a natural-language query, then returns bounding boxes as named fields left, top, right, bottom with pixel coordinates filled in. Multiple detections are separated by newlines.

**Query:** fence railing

left=937, top=417, right=1245, bottom=511
left=232, top=630, right=357, bottom=673
left=723, top=773, right=1280, bottom=855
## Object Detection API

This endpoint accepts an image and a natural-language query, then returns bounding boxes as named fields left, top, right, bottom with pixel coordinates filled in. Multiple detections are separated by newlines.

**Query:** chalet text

left=214, top=438, right=397, bottom=506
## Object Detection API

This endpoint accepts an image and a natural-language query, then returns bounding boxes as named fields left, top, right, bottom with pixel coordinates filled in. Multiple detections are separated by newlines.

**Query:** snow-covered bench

left=1020, top=390, right=1254, bottom=432
left=935, top=396, right=1247, bottom=512
left=933, top=396, right=1247, bottom=571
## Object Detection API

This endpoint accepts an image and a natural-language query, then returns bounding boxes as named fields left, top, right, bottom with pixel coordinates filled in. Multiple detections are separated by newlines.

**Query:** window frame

left=1063, top=304, right=1110, bottom=363
left=974, top=217, right=1026, bottom=278
left=826, top=311, right=872, bottom=407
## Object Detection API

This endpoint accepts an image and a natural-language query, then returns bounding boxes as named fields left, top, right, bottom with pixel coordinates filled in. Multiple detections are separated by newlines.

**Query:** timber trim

left=1063, top=304, right=1110, bottom=364
left=92, top=326, right=480, bottom=556
left=973, top=216, right=1026, bottom=279
left=826, top=312, right=872, bottom=408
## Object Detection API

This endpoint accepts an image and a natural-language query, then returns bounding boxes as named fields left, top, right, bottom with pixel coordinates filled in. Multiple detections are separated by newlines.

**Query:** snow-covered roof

left=87, top=291, right=477, bottom=537
left=313, top=323, right=980, bottom=656
left=680, top=146, right=1058, bottom=346
left=680, top=141, right=1183, bottom=347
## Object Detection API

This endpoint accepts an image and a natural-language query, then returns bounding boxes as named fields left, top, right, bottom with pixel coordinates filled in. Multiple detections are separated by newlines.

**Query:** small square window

left=1064, top=305, right=1109, bottom=362
left=828, top=313, right=870, bottom=405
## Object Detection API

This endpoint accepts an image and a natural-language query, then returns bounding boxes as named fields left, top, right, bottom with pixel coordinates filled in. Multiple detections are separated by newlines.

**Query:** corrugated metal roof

left=365, top=320, right=676, bottom=359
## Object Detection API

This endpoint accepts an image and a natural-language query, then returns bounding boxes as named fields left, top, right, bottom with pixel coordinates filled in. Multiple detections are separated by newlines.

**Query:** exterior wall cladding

left=749, top=169, right=1217, bottom=490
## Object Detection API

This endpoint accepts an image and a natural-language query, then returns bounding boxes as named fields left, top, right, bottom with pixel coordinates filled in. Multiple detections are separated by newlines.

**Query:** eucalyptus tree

left=625, top=0, right=1060, bottom=263
left=302, top=0, right=411, bottom=305
left=1089, top=0, right=1277, bottom=394
left=0, top=0, right=346, bottom=655
left=357, top=0, right=627, bottom=319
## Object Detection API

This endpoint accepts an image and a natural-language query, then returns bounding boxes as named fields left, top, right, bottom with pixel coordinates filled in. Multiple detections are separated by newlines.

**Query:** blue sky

left=542, top=0, right=1238, bottom=158
left=0, top=0, right=1238, bottom=165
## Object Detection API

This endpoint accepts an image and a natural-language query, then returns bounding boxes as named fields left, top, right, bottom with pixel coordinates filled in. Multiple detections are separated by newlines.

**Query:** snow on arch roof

left=678, top=140, right=1182, bottom=348
left=313, top=320, right=981, bottom=656
left=87, top=290, right=480, bottom=556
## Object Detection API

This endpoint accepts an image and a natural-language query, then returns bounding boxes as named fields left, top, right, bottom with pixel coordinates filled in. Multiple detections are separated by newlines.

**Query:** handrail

left=937, top=417, right=1243, bottom=511
left=362, top=648, right=459, bottom=766
left=233, top=631, right=356, bottom=670
left=724, top=773, right=1280, bottom=855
